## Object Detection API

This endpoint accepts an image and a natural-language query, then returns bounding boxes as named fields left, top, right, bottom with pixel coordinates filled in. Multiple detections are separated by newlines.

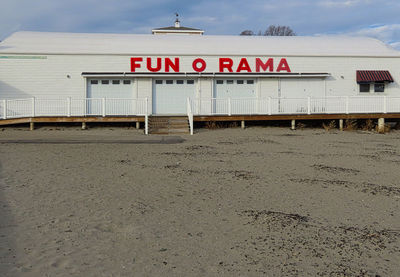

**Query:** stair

left=148, top=116, right=190, bottom=134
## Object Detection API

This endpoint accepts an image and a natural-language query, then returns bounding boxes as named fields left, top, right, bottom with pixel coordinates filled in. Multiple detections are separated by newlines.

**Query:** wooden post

left=82, top=122, right=87, bottom=130
left=378, top=118, right=385, bottom=134
left=339, top=119, right=344, bottom=131
left=291, top=120, right=296, bottom=130
left=136, top=122, right=140, bottom=129
left=241, top=120, right=245, bottom=129
left=29, top=122, right=34, bottom=131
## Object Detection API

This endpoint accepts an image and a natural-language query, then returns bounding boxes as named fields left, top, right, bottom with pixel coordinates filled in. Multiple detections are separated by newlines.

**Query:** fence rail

left=1, top=96, right=400, bottom=121
left=188, top=96, right=400, bottom=116
left=0, top=98, right=150, bottom=120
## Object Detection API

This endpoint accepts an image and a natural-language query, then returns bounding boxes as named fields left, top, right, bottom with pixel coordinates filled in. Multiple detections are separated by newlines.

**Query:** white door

left=87, top=79, right=135, bottom=115
left=152, top=79, right=196, bottom=114
left=214, top=79, right=256, bottom=114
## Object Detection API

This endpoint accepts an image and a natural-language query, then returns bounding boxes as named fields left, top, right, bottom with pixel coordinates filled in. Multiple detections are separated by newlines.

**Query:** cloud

left=340, top=24, right=400, bottom=50
left=318, top=0, right=365, bottom=7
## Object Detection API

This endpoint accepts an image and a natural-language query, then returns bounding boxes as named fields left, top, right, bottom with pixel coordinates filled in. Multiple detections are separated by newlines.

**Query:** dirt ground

left=0, top=125, right=399, bottom=276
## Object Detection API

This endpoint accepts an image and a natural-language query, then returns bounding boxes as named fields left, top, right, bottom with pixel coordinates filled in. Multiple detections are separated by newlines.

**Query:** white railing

left=144, top=97, right=149, bottom=135
left=187, top=98, right=194, bottom=135
left=188, top=96, right=400, bottom=116
left=1, top=96, right=400, bottom=124
left=0, top=97, right=149, bottom=120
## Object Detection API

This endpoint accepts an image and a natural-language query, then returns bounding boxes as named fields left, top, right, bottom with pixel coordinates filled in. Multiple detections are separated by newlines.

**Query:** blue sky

left=1, top=0, right=400, bottom=49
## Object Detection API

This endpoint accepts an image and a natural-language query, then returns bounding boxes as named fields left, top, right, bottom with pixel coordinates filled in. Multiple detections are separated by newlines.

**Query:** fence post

left=228, top=97, right=232, bottom=116
left=345, top=96, right=349, bottom=114
left=67, top=97, right=71, bottom=117
left=145, top=97, right=149, bottom=135
left=383, top=96, right=387, bottom=114
left=307, top=96, right=311, bottom=115
left=102, top=98, right=106, bottom=117
left=3, top=99, right=6, bottom=119
left=268, top=97, right=272, bottom=115
left=31, top=97, right=35, bottom=117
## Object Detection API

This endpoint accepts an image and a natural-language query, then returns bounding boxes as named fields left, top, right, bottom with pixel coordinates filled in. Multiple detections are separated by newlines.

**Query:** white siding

left=1, top=54, right=400, bottom=110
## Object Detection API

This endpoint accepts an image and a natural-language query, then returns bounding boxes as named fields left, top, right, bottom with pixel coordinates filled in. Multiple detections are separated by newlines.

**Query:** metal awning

left=356, top=70, right=394, bottom=83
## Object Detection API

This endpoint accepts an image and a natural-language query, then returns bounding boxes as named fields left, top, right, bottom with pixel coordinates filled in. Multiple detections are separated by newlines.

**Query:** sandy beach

left=0, top=125, right=399, bottom=276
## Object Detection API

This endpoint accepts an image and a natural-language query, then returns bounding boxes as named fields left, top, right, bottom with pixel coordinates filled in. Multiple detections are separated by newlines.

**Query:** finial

left=174, top=13, right=180, bottom=28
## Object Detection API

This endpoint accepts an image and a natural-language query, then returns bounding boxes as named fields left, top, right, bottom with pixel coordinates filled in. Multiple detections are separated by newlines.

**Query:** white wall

left=0, top=54, right=400, bottom=102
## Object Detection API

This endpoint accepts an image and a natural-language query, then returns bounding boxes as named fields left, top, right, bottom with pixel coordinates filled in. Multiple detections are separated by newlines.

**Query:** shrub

left=322, top=120, right=336, bottom=131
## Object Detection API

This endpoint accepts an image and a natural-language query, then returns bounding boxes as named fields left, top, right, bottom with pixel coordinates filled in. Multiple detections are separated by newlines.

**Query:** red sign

left=130, top=57, right=291, bottom=73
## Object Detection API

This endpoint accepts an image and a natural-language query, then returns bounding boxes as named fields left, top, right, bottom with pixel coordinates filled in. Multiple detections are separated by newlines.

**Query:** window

left=166, top=80, right=173, bottom=84
left=247, top=80, right=254, bottom=84
left=112, top=80, right=120, bottom=85
left=187, top=80, right=195, bottom=84
left=155, top=80, right=163, bottom=84
left=90, top=80, right=98, bottom=85
left=123, top=80, right=131, bottom=85
left=237, top=80, right=244, bottom=84
left=216, top=80, right=224, bottom=84
left=359, top=83, right=370, bottom=93
left=374, top=83, right=385, bottom=93
left=176, top=80, right=184, bottom=84
left=227, top=80, right=234, bottom=84
left=101, top=80, right=109, bottom=85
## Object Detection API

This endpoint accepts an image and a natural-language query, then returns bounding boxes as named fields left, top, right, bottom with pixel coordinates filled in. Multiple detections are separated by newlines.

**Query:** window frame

left=374, top=82, right=385, bottom=93
left=359, top=83, right=370, bottom=93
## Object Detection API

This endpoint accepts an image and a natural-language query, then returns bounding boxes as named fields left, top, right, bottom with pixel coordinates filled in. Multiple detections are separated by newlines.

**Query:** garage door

left=280, top=78, right=325, bottom=98
left=87, top=79, right=135, bottom=115
left=214, top=79, right=256, bottom=114
left=279, top=78, right=325, bottom=113
left=152, top=79, right=196, bottom=114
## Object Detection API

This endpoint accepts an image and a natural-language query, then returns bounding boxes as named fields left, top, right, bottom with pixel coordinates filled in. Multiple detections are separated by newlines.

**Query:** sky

left=1, top=0, right=400, bottom=49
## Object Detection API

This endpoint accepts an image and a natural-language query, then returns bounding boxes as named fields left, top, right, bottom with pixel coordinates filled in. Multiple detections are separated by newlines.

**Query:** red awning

left=356, top=70, right=394, bottom=83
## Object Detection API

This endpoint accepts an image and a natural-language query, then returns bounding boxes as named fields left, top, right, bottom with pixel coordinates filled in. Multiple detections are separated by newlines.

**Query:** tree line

left=240, top=25, right=296, bottom=36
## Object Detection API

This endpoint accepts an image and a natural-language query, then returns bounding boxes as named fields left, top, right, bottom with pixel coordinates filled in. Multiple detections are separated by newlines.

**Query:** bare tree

left=240, top=30, right=254, bottom=36
left=240, top=25, right=296, bottom=36
left=264, top=25, right=296, bottom=36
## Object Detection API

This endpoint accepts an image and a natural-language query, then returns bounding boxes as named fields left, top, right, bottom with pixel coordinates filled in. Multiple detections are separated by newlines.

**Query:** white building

left=0, top=23, right=399, bottom=133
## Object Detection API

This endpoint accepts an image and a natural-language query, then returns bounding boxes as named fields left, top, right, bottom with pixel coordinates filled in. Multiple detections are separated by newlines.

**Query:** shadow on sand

left=0, top=161, right=16, bottom=276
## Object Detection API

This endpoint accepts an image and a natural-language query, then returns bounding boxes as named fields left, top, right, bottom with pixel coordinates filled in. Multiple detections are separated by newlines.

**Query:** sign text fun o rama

left=130, top=57, right=291, bottom=73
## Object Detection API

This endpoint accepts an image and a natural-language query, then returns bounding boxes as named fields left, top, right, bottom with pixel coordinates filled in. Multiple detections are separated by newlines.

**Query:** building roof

left=1, top=31, right=400, bottom=57
left=152, top=26, right=203, bottom=31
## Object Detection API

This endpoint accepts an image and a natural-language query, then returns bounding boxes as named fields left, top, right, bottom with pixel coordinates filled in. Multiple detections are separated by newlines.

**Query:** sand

left=0, top=125, right=399, bottom=276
